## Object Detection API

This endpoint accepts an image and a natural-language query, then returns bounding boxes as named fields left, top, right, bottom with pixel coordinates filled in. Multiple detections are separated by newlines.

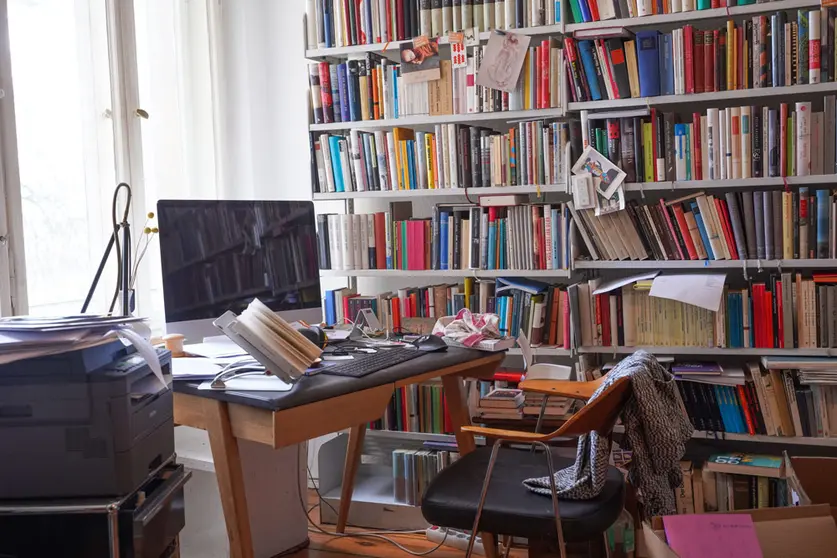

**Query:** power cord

left=296, top=444, right=450, bottom=556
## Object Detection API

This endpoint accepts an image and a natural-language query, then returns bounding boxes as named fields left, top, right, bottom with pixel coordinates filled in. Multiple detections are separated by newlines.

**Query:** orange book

left=430, top=134, right=439, bottom=189
left=392, top=128, right=415, bottom=190
left=391, top=296, right=402, bottom=333
left=371, top=67, right=380, bottom=119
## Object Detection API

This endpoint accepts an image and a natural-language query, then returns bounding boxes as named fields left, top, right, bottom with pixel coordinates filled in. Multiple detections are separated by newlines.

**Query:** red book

left=714, top=199, right=739, bottom=260
left=409, top=292, right=418, bottom=318
left=494, top=372, right=524, bottom=382
left=562, top=293, right=571, bottom=349
left=672, top=204, right=699, bottom=259
left=737, top=385, right=757, bottom=435
left=318, top=62, right=334, bottom=124
left=384, top=0, right=393, bottom=42
left=534, top=46, right=543, bottom=109
left=541, top=40, right=551, bottom=108
left=374, top=212, right=387, bottom=269
left=588, top=0, right=600, bottom=21
left=355, top=0, right=366, bottom=44
left=684, top=26, right=695, bottom=94
left=600, top=294, right=611, bottom=346
left=692, top=112, right=703, bottom=180
left=764, top=290, right=774, bottom=348
left=539, top=218, right=547, bottom=270
left=694, top=30, right=704, bottom=94
left=705, top=31, right=715, bottom=93
left=343, top=294, right=359, bottom=324
left=408, top=221, right=425, bottom=270
left=780, top=103, right=788, bottom=177
left=548, top=291, right=560, bottom=346
left=752, top=284, right=763, bottom=347
left=650, top=108, right=659, bottom=181
left=391, top=297, right=401, bottom=333
left=395, top=0, right=405, bottom=41
left=598, top=39, right=620, bottom=100
left=776, top=280, right=785, bottom=348
left=659, top=200, right=685, bottom=260
left=711, top=0, right=720, bottom=7
left=716, top=31, right=724, bottom=92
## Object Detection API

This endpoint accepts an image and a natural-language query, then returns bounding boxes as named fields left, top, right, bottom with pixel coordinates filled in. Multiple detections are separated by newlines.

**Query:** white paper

left=172, top=358, right=222, bottom=379
left=198, top=375, right=293, bottom=392
left=517, top=330, right=534, bottom=370
left=184, top=340, right=246, bottom=359
left=113, top=326, right=168, bottom=389
left=525, top=363, right=572, bottom=381
left=593, top=272, right=661, bottom=295
left=476, top=30, right=531, bottom=92
left=649, top=274, right=727, bottom=312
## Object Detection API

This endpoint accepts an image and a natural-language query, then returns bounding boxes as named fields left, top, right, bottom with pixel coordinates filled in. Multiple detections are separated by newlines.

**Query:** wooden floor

left=295, top=490, right=527, bottom=558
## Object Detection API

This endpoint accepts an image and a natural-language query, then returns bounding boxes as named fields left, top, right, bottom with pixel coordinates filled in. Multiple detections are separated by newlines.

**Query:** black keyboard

left=322, top=347, right=426, bottom=378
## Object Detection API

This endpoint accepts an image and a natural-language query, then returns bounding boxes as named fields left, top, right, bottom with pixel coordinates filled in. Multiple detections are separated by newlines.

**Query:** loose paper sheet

left=198, top=375, right=292, bottom=392
left=476, top=30, right=531, bottom=92
left=663, top=514, right=763, bottom=558
left=172, top=358, right=222, bottom=379
left=593, top=272, right=661, bottom=295
left=649, top=274, right=727, bottom=312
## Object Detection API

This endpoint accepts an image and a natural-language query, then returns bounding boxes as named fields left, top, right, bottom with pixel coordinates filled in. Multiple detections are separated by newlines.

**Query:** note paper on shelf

left=649, top=274, right=727, bottom=312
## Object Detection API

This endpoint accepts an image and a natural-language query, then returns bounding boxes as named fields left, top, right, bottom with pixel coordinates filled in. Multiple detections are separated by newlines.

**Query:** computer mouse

left=413, top=335, right=448, bottom=352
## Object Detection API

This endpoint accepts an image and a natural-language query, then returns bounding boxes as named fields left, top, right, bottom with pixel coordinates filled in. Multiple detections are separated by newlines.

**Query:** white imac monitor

left=157, top=200, right=323, bottom=343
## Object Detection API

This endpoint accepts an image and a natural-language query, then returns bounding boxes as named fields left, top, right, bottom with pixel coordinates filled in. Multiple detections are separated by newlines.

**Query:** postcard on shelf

left=571, top=172, right=596, bottom=210
left=594, top=179, right=626, bottom=216
left=400, top=36, right=441, bottom=84
left=476, top=30, right=531, bottom=92
left=571, top=146, right=628, bottom=200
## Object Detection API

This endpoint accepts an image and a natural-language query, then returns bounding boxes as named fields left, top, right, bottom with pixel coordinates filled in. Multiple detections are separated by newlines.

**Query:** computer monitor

left=157, top=200, right=323, bottom=342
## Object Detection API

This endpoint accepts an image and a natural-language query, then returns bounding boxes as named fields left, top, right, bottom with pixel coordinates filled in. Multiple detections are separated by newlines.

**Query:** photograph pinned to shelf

left=476, top=29, right=531, bottom=92
left=571, top=145, right=627, bottom=199
left=399, top=35, right=441, bottom=84
left=594, top=177, right=625, bottom=216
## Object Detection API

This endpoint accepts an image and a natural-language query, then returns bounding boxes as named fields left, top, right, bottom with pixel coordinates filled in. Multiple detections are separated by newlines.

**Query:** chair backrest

left=529, top=376, right=632, bottom=439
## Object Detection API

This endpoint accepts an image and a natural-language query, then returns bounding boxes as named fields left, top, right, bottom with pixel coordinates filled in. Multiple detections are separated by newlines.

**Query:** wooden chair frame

left=461, top=375, right=632, bottom=558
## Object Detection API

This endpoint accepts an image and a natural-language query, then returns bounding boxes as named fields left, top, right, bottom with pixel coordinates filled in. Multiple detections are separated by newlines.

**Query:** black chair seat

left=421, top=446, right=625, bottom=542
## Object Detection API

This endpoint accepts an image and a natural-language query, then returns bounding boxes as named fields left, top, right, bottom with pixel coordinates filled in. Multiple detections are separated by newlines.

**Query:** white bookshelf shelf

left=508, top=346, right=572, bottom=356
left=613, top=425, right=837, bottom=447
left=574, top=259, right=837, bottom=270
left=565, top=0, right=822, bottom=33
left=623, top=174, right=837, bottom=193
left=567, top=81, right=837, bottom=111
left=579, top=346, right=837, bottom=356
left=312, top=184, right=568, bottom=200
left=309, top=106, right=565, bottom=132
left=319, top=268, right=573, bottom=278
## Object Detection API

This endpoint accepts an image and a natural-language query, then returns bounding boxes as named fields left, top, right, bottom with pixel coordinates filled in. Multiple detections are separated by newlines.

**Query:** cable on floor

left=297, top=444, right=450, bottom=556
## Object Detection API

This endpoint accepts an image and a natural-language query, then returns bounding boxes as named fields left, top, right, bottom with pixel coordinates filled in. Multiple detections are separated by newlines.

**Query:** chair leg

left=466, top=439, right=503, bottom=558
left=534, top=442, right=567, bottom=558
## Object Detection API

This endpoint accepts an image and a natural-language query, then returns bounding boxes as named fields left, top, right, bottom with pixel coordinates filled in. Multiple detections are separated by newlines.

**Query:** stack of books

left=370, top=382, right=452, bottom=434
left=573, top=188, right=837, bottom=263
left=675, top=455, right=788, bottom=515
left=474, top=387, right=525, bottom=420
left=570, top=273, right=837, bottom=349
left=310, top=0, right=563, bottom=50
left=565, top=10, right=837, bottom=103
left=522, top=393, right=576, bottom=418
left=312, top=120, right=571, bottom=193
left=317, top=202, right=572, bottom=272
left=392, top=447, right=459, bottom=506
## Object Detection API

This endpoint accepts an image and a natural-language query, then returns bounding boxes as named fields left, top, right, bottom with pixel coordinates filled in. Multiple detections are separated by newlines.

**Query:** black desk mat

left=173, top=346, right=498, bottom=411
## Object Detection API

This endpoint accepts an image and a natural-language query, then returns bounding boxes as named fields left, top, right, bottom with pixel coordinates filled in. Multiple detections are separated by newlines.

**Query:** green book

left=568, top=0, right=583, bottom=25
left=697, top=0, right=711, bottom=9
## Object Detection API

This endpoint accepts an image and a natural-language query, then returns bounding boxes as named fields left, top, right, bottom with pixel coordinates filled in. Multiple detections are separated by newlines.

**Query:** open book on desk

left=213, top=299, right=323, bottom=384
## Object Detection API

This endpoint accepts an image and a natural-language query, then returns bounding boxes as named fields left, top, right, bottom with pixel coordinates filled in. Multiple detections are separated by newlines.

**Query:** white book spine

left=434, top=124, right=445, bottom=189
left=367, top=214, right=376, bottom=266
left=305, top=0, right=318, bottom=48
left=440, top=124, right=450, bottom=189
left=466, top=54, right=476, bottom=114
left=682, top=0, right=694, bottom=12
left=730, top=106, right=741, bottom=179
left=597, top=0, right=616, bottom=20
left=314, top=139, right=327, bottom=193
left=505, top=0, right=514, bottom=28
left=359, top=213, right=370, bottom=269
left=340, top=214, right=355, bottom=270
left=378, top=0, right=389, bottom=42
left=580, top=110, right=590, bottom=149
left=370, top=0, right=379, bottom=42
left=497, top=0, right=506, bottom=29
left=443, top=1, right=453, bottom=33
left=701, top=115, right=709, bottom=181
left=675, top=127, right=687, bottom=181
left=386, top=132, right=398, bottom=191
left=796, top=101, right=812, bottom=176
left=462, top=0, right=472, bottom=30
left=474, top=1, right=483, bottom=31
left=671, top=0, right=682, bottom=12
left=374, top=131, right=389, bottom=190
left=810, top=10, right=822, bottom=84
left=415, top=133, right=427, bottom=189
left=429, top=1, right=440, bottom=36
left=637, top=0, right=652, bottom=17
left=453, top=0, right=462, bottom=30
left=448, top=124, right=459, bottom=188
left=338, top=139, right=355, bottom=192
left=484, top=0, right=494, bottom=30
left=334, top=0, right=343, bottom=46
left=480, top=212, right=489, bottom=269
left=320, top=134, right=337, bottom=193
left=384, top=211, right=393, bottom=268
left=352, top=213, right=364, bottom=268
left=328, top=214, right=342, bottom=270
left=741, top=106, right=752, bottom=179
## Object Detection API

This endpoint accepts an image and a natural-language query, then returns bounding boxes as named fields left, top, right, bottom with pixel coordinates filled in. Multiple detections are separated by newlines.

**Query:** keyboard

left=322, top=347, right=426, bottom=378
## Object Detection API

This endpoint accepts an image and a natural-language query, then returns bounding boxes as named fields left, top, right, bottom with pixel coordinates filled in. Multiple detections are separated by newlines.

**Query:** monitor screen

left=157, top=200, right=322, bottom=324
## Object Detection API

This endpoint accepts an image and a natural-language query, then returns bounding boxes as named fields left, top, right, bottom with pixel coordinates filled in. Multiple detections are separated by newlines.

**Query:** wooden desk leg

left=204, top=399, right=255, bottom=558
left=335, top=423, right=367, bottom=534
left=442, top=375, right=500, bottom=558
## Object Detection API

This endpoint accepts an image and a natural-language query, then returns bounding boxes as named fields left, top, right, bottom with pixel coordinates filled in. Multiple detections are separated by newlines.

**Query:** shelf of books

left=575, top=259, right=837, bottom=269
left=312, top=184, right=567, bottom=200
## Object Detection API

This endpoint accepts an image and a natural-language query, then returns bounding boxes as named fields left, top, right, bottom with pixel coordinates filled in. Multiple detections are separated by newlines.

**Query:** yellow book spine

left=727, top=21, right=735, bottom=91
left=400, top=141, right=408, bottom=190
left=464, top=277, right=474, bottom=311
left=782, top=191, right=793, bottom=259
left=523, top=51, right=531, bottom=111
left=643, top=123, right=654, bottom=182
left=425, top=133, right=435, bottom=189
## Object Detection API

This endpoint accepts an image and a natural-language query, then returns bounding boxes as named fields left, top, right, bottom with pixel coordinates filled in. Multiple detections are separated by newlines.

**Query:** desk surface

left=173, top=347, right=498, bottom=411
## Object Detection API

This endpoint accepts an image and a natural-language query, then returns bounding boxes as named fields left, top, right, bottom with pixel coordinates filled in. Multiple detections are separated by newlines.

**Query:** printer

left=0, top=340, right=174, bottom=499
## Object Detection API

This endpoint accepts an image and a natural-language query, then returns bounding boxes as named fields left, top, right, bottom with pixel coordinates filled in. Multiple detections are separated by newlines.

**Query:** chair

left=421, top=375, right=632, bottom=558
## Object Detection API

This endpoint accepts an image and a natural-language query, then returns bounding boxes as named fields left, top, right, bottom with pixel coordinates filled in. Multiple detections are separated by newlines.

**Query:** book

left=704, top=453, right=785, bottom=478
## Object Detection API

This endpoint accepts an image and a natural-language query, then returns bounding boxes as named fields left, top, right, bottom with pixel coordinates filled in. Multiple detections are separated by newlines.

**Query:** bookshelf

left=305, top=0, right=837, bottom=529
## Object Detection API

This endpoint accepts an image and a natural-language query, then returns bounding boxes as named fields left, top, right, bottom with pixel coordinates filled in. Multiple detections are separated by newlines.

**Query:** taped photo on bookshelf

left=399, top=36, right=441, bottom=84
left=572, top=145, right=627, bottom=200
left=595, top=180, right=626, bottom=216
left=476, top=30, right=531, bottom=92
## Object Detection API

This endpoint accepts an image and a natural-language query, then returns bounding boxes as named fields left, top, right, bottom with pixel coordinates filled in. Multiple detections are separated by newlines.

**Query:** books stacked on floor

left=370, top=382, right=452, bottom=433
left=675, top=454, right=788, bottom=515
left=308, top=40, right=562, bottom=126
left=471, top=369, right=524, bottom=403
left=565, top=10, right=837, bottom=103
left=474, top=387, right=524, bottom=420
left=570, top=273, right=837, bottom=349
left=581, top=101, right=837, bottom=186
left=522, top=393, right=577, bottom=418
left=311, top=120, right=571, bottom=193
left=392, top=448, right=459, bottom=506
left=309, top=0, right=563, bottom=50
left=567, top=0, right=797, bottom=24
left=573, top=188, right=837, bottom=262
left=316, top=202, right=572, bottom=271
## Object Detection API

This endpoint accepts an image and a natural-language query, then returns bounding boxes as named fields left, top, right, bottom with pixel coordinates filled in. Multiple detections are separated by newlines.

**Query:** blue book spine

left=499, top=220, right=506, bottom=269
left=488, top=219, right=497, bottom=270
left=325, top=290, right=336, bottom=325
left=635, top=31, right=661, bottom=97
left=337, top=64, right=350, bottom=122
left=347, top=63, right=360, bottom=122
left=817, top=189, right=830, bottom=258
left=577, top=41, right=603, bottom=101
left=690, top=202, right=715, bottom=260
left=330, top=65, right=341, bottom=123
left=328, top=136, right=344, bottom=192
left=733, top=293, right=742, bottom=347
left=714, top=385, right=734, bottom=432
left=440, top=212, right=449, bottom=270
left=364, top=0, right=373, bottom=44
left=726, top=387, right=742, bottom=433
left=660, top=33, right=674, bottom=96
left=578, top=0, right=592, bottom=23
left=407, top=141, right=416, bottom=189
left=564, top=206, right=571, bottom=268
left=771, top=13, right=785, bottom=87
left=392, top=67, right=399, bottom=119
left=322, top=0, right=332, bottom=47
left=555, top=1, right=561, bottom=21
left=498, top=297, right=507, bottom=335
left=551, top=208, right=559, bottom=268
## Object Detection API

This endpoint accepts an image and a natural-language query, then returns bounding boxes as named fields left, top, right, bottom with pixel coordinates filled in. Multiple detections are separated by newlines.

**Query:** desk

left=173, top=348, right=504, bottom=558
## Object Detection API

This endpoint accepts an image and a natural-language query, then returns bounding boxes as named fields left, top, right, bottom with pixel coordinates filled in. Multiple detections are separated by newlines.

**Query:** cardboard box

left=786, top=455, right=837, bottom=521
left=637, top=504, right=837, bottom=558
